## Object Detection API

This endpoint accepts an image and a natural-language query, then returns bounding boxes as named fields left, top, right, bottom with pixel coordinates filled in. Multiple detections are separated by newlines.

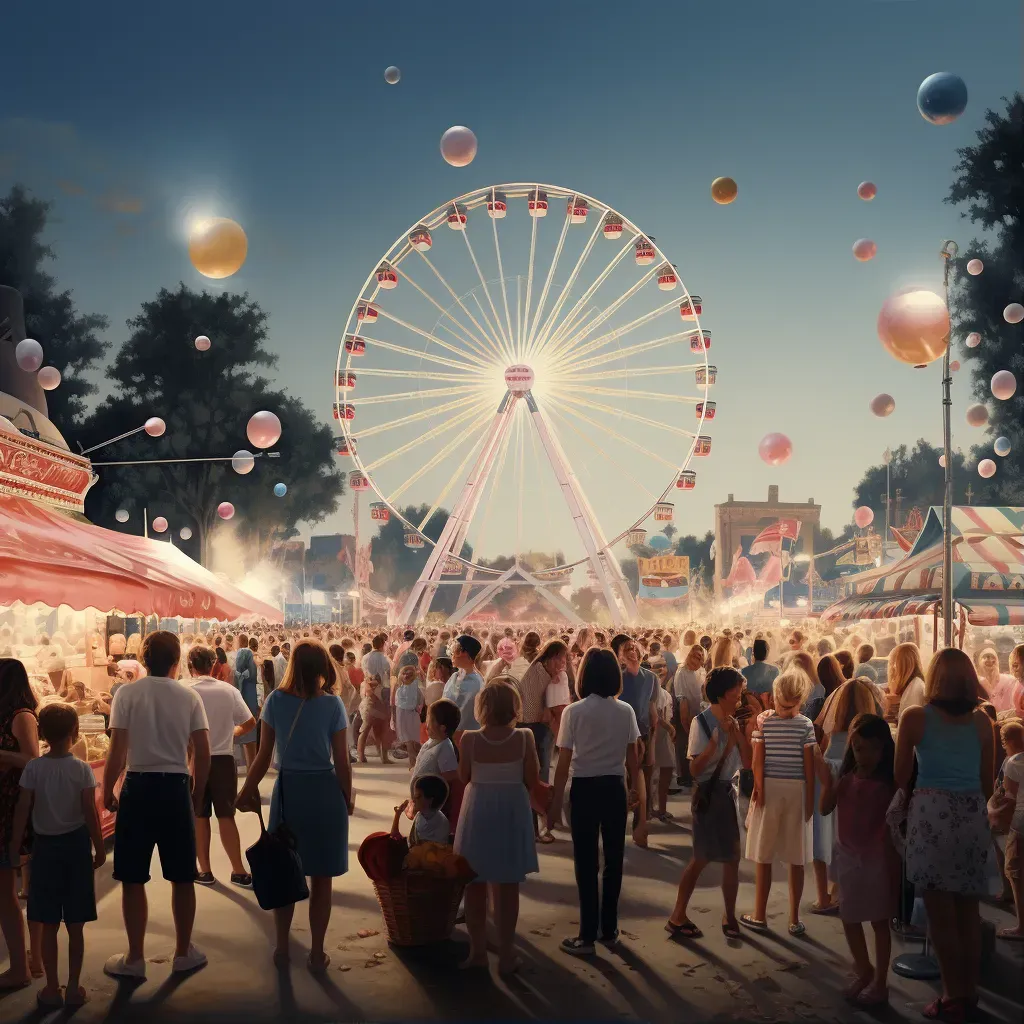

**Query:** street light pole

left=940, top=240, right=958, bottom=649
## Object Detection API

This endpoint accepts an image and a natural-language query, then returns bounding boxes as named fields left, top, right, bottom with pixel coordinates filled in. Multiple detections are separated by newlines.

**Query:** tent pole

left=940, top=241, right=957, bottom=649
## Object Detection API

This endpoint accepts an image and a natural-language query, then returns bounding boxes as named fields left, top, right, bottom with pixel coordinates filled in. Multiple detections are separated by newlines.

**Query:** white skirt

left=745, top=777, right=813, bottom=866
left=395, top=707, right=421, bottom=743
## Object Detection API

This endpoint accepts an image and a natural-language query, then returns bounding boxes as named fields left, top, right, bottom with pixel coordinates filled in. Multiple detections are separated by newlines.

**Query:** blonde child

left=820, top=714, right=897, bottom=1006
left=391, top=664, right=424, bottom=767
left=358, top=674, right=391, bottom=764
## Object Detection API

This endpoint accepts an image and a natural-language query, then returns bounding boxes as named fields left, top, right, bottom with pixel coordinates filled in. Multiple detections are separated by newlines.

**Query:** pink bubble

left=877, top=289, right=949, bottom=366
left=950, top=360, right=961, bottom=372
left=870, top=393, right=895, bottom=417
left=853, top=239, right=877, bottom=262
left=966, top=259, right=983, bottom=276
left=37, top=366, right=61, bottom=390
left=144, top=417, right=166, bottom=437
left=217, top=501, right=235, bottom=520
left=758, top=432, right=792, bottom=466
left=246, top=410, right=282, bottom=449
left=978, top=459, right=996, bottom=479
left=151, top=516, right=168, bottom=534
left=992, top=370, right=1017, bottom=400
left=440, top=126, right=478, bottom=167
left=1005, top=303, right=1024, bottom=325
left=857, top=181, right=877, bottom=201
left=194, top=335, right=211, bottom=352
left=965, top=403, right=989, bottom=427
left=965, top=332, right=981, bottom=348
left=854, top=506, right=874, bottom=529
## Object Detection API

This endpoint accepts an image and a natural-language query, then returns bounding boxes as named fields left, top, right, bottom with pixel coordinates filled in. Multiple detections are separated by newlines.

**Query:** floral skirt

left=906, top=788, right=991, bottom=895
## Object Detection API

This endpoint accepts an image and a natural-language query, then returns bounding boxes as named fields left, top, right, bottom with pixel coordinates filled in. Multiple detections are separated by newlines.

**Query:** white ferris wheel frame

left=334, top=182, right=712, bottom=626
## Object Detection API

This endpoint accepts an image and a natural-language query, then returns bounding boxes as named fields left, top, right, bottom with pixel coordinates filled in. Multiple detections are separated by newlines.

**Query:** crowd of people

left=1, top=616, right=1023, bottom=1022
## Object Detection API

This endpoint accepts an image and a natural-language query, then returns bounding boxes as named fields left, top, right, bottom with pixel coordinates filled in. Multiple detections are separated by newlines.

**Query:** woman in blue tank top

left=894, top=648, right=994, bottom=1023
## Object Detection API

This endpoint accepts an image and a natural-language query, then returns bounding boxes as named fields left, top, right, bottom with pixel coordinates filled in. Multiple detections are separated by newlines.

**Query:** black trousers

left=569, top=775, right=627, bottom=943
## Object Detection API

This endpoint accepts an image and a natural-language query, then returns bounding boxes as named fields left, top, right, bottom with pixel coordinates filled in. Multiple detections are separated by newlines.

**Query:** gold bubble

left=188, top=217, right=248, bottom=279
left=711, top=177, right=738, bottom=205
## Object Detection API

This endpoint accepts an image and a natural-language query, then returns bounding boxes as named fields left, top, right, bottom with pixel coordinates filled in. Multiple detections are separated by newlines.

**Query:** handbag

left=987, top=781, right=1015, bottom=834
left=245, top=700, right=310, bottom=911
left=691, top=711, right=732, bottom=815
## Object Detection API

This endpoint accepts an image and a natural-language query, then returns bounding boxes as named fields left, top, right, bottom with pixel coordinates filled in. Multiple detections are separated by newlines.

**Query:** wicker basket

left=372, top=871, right=466, bottom=946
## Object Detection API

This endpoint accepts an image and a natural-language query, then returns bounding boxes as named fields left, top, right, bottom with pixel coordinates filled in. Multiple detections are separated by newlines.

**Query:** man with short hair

left=103, top=631, right=210, bottom=978
left=442, top=635, right=484, bottom=741
left=741, top=638, right=778, bottom=699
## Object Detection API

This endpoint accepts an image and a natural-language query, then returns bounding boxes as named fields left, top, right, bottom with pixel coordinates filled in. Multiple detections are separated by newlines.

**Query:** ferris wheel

left=334, top=183, right=716, bottom=625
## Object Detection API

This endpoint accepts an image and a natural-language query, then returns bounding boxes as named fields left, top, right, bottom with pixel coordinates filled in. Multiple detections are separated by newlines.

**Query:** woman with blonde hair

left=710, top=635, right=736, bottom=670
left=975, top=646, right=1018, bottom=713
left=894, top=647, right=993, bottom=1021
left=886, top=643, right=926, bottom=722
left=1009, top=645, right=1024, bottom=718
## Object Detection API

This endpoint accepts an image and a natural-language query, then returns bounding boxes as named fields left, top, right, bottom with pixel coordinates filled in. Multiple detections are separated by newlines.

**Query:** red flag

left=749, top=519, right=801, bottom=555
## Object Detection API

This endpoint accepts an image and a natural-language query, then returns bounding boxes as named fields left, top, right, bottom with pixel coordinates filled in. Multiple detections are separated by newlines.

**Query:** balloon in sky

left=978, top=459, right=997, bottom=480
left=217, top=501, right=235, bottom=520
left=231, top=449, right=255, bottom=475
left=758, top=432, right=792, bottom=466
left=151, top=516, right=168, bottom=534
left=144, top=416, right=166, bottom=437
left=854, top=506, right=874, bottom=529
left=966, top=332, right=981, bottom=348
left=966, top=259, right=984, bottom=276
left=853, top=239, right=877, bottom=262
left=995, top=437, right=1011, bottom=457
left=194, top=335, right=211, bottom=352
left=384, top=66, right=401, bottom=84
left=991, top=370, right=1017, bottom=400
left=246, top=410, right=281, bottom=449
left=965, top=403, right=989, bottom=427
left=37, top=366, right=61, bottom=390
left=188, top=217, right=248, bottom=279
left=857, top=181, right=876, bottom=201
left=870, top=393, right=896, bottom=417
left=179, top=527, right=193, bottom=540
left=648, top=534, right=670, bottom=551
left=916, top=72, right=968, bottom=125
left=15, top=339, right=43, bottom=372
left=710, top=177, right=738, bottom=205
left=950, top=360, right=961, bottom=372
left=273, top=482, right=288, bottom=498
left=440, top=126, right=477, bottom=167
left=938, top=454, right=946, bottom=469
left=115, top=509, right=130, bottom=524
left=877, top=288, right=949, bottom=366
left=1005, top=303, right=1024, bottom=325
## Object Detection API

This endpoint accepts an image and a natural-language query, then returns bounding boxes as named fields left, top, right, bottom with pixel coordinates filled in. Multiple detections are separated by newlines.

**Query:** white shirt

left=656, top=686, right=673, bottom=724
left=412, top=808, right=450, bottom=845
left=545, top=670, right=571, bottom=708
left=109, top=675, right=209, bottom=773
left=898, top=677, right=926, bottom=719
left=273, top=653, right=288, bottom=683
left=556, top=694, right=640, bottom=779
left=413, top=737, right=458, bottom=779
left=18, top=754, right=97, bottom=836
left=192, top=676, right=254, bottom=756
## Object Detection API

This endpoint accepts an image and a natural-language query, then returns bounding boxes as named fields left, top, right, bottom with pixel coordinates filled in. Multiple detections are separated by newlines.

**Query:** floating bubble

left=188, top=217, right=248, bottom=279
left=877, top=288, right=949, bottom=366
left=37, top=366, right=61, bottom=390
left=758, top=432, right=792, bottom=466
left=384, top=66, right=401, bottom=85
left=853, top=239, right=877, bottom=262
left=1005, top=303, right=1024, bottom=325
left=273, top=482, right=287, bottom=498
left=857, top=181, right=877, bottom=201
left=151, top=516, right=168, bottom=534
left=194, top=335, right=211, bottom=352
left=966, top=259, right=984, bottom=276
left=939, top=454, right=946, bottom=469
left=965, top=332, right=981, bottom=348
left=246, top=410, right=281, bottom=449
left=995, top=437, right=1011, bottom=457
left=711, top=177, right=738, bottom=205
left=144, top=416, right=166, bottom=437
left=231, top=449, right=255, bottom=475
left=917, top=72, right=968, bottom=125
left=115, top=509, right=130, bottom=524
left=870, top=393, right=895, bottom=417
left=991, top=370, right=1017, bottom=401
left=217, top=501, right=235, bottom=520
left=15, top=339, right=43, bottom=372
left=978, top=459, right=997, bottom=479
left=950, top=360, right=961, bottom=372
left=965, top=403, right=989, bottom=427
left=854, top=506, right=874, bottom=529
left=179, top=526, right=193, bottom=540
left=440, top=126, right=477, bottom=167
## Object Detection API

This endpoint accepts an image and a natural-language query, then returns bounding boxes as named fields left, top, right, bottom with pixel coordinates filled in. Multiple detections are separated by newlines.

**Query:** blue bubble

left=917, top=73, right=968, bottom=125
left=994, top=437, right=1011, bottom=457
left=273, top=482, right=287, bottom=497
left=648, top=534, right=671, bottom=551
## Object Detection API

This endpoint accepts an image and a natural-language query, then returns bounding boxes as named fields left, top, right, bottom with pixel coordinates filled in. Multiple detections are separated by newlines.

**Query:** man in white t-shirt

left=188, top=646, right=257, bottom=889
left=103, top=631, right=210, bottom=979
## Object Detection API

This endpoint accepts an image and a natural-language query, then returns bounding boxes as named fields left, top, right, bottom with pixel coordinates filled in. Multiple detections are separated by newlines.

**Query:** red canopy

left=0, top=496, right=280, bottom=621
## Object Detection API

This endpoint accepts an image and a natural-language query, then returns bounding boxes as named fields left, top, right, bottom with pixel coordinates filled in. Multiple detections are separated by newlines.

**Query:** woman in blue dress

left=455, top=678, right=540, bottom=975
left=234, top=637, right=260, bottom=769
left=237, top=640, right=353, bottom=974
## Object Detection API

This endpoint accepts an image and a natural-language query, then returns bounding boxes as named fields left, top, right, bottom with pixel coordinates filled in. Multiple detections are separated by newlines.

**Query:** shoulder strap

left=698, top=709, right=713, bottom=740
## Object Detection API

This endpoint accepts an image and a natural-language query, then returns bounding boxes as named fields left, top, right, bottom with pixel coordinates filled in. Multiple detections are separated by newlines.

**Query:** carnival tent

left=0, top=495, right=279, bottom=621
left=821, top=506, right=1024, bottom=627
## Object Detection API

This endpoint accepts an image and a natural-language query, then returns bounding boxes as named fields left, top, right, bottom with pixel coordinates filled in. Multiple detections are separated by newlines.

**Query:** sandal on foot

left=307, top=953, right=330, bottom=974
left=536, top=831, right=555, bottom=845
left=922, top=996, right=967, bottom=1022
left=64, top=987, right=89, bottom=1008
left=739, top=914, right=768, bottom=932
left=788, top=922, right=806, bottom=937
left=721, top=920, right=742, bottom=940
left=665, top=919, right=703, bottom=939
left=856, top=985, right=889, bottom=1007
left=810, top=900, right=839, bottom=914
left=37, top=989, right=64, bottom=1010
left=998, top=927, right=1024, bottom=941
left=842, top=975, right=871, bottom=1000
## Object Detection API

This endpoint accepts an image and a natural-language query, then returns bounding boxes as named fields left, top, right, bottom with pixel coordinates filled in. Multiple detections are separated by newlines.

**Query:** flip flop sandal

left=739, top=914, right=768, bottom=932
left=721, top=921, right=742, bottom=940
left=788, top=922, right=806, bottom=937
left=665, top=920, right=703, bottom=939
left=810, top=901, right=839, bottom=914
left=536, top=832, right=556, bottom=844
left=923, top=996, right=968, bottom=1022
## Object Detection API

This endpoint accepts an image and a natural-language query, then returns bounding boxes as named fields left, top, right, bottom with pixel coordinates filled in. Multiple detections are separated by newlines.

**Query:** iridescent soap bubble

left=917, top=72, right=968, bottom=125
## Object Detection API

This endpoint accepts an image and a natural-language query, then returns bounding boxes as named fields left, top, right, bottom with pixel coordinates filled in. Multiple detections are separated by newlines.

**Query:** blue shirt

left=662, top=650, right=679, bottom=680
left=261, top=690, right=348, bottom=772
left=619, top=667, right=656, bottom=737
left=443, top=670, right=483, bottom=731
left=741, top=661, right=778, bottom=695
left=394, top=681, right=422, bottom=711
left=916, top=704, right=982, bottom=792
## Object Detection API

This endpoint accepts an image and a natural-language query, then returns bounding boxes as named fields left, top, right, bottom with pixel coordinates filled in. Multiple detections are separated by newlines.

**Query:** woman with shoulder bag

left=666, top=667, right=751, bottom=940
left=237, top=640, right=353, bottom=974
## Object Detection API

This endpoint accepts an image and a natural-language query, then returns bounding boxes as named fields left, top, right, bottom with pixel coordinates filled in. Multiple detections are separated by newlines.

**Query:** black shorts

left=113, top=772, right=196, bottom=884
left=198, top=755, right=238, bottom=819
left=27, top=827, right=97, bottom=925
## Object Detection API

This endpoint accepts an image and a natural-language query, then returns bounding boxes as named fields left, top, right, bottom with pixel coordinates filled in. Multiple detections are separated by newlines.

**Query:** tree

left=80, top=285, right=344, bottom=565
left=661, top=523, right=678, bottom=544
left=0, top=186, right=108, bottom=429
left=946, top=94, right=1024, bottom=505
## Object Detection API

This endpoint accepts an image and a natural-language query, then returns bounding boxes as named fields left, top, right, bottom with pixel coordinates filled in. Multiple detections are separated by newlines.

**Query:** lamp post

left=940, top=241, right=958, bottom=649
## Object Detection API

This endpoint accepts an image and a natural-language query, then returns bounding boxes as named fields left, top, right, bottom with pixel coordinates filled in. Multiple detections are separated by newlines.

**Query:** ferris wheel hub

left=503, top=364, right=535, bottom=394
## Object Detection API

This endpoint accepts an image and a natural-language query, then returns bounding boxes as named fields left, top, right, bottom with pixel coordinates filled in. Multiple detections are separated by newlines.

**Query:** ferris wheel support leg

left=446, top=565, right=519, bottom=624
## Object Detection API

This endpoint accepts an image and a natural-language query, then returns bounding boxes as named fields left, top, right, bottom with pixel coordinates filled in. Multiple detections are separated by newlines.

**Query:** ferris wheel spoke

left=520, top=206, right=540, bottom=357
left=524, top=202, right=573, bottom=362
left=571, top=330, right=700, bottom=374
left=555, top=402, right=678, bottom=470
left=491, top=210, right=517, bottom=361
left=531, top=216, right=603, bottom=354
left=416, top=427, right=490, bottom=534
left=514, top=408, right=526, bottom=555
left=346, top=384, right=480, bottom=406
left=361, top=335, right=486, bottom=374
left=471, top=293, right=508, bottom=363
left=355, top=393, right=490, bottom=441
left=463, top=403, right=517, bottom=560
left=459, top=229, right=514, bottom=359
left=416, top=251, right=507, bottom=361
left=375, top=308, right=492, bottom=371
left=559, top=384, right=700, bottom=403
left=351, top=367, right=481, bottom=383
left=363, top=397, right=495, bottom=472
left=397, top=263, right=500, bottom=365
left=560, top=393, right=697, bottom=439
left=571, top=362, right=705, bottom=381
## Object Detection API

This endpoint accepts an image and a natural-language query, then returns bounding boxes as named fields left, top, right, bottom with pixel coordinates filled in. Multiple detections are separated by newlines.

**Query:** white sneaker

left=172, top=945, right=208, bottom=973
left=104, top=954, right=147, bottom=979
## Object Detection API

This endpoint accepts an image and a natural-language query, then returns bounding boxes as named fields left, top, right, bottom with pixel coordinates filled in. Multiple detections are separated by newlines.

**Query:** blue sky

left=2, top=0, right=1020, bottom=568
